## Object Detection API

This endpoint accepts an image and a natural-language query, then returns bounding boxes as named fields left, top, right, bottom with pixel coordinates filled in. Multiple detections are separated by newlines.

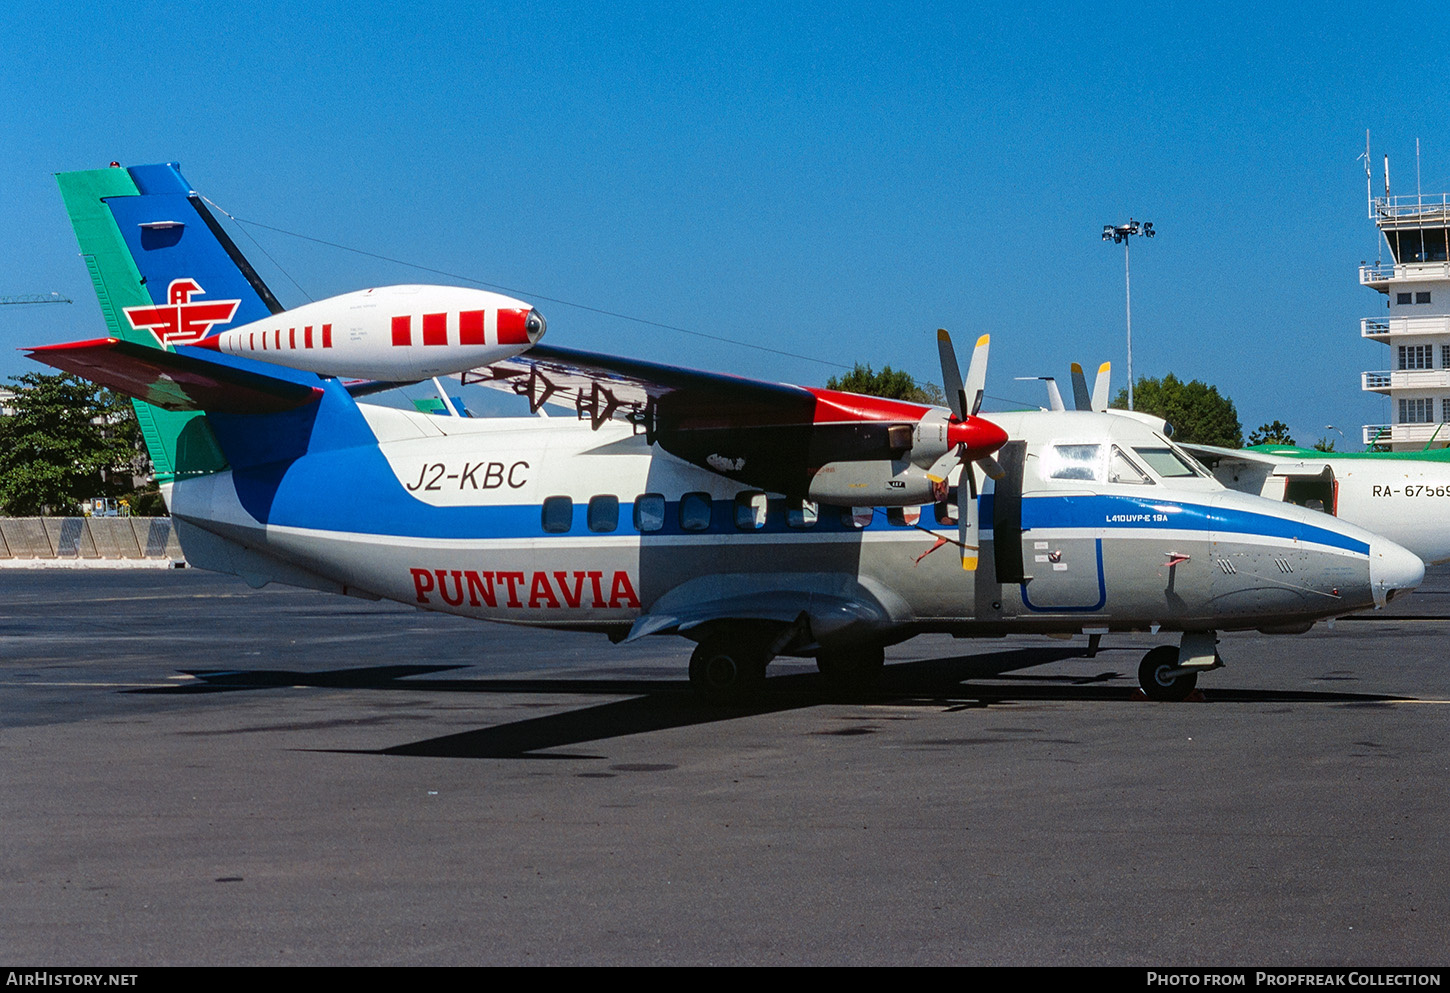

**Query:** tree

left=1312, top=437, right=1337, bottom=453
left=1247, top=420, right=1296, bottom=446
left=1111, top=374, right=1243, bottom=448
left=827, top=363, right=945, bottom=405
left=0, top=373, right=145, bottom=516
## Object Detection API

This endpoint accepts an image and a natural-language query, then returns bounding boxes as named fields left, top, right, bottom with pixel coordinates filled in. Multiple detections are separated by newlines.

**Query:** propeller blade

left=958, top=468, right=973, bottom=569
left=1092, top=362, right=1111, bottom=412
left=962, top=333, right=989, bottom=417
left=937, top=328, right=966, bottom=421
left=976, top=454, right=1006, bottom=480
left=1070, top=363, right=1091, bottom=411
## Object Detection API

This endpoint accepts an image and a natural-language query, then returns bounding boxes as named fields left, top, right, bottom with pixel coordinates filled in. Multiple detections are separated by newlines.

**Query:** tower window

left=1398, top=345, right=1433, bottom=370
left=1398, top=293, right=1413, bottom=304
left=1399, top=397, right=1435, bottom=424
left=1418, top=292, right=1432, bottom=304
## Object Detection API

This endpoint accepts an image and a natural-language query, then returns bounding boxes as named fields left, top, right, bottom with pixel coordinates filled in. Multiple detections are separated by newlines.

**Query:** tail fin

left=55, top=162, right=283, bottom=484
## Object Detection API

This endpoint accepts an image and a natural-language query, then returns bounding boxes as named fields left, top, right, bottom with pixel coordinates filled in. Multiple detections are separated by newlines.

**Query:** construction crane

left=0, top=293, right=72, bottom=305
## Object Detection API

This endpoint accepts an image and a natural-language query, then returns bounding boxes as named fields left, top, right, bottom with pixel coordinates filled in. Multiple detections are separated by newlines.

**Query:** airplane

left=26, top=161, right=1426, bottom=705
left=1034, top=363, right=1450, bottom=568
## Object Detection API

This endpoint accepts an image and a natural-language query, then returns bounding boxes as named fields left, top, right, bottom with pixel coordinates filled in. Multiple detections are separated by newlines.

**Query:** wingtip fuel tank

left=194, top=284, right=544, bottom=380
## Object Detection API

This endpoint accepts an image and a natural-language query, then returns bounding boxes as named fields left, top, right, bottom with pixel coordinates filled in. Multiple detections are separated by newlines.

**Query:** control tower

left=1360, top=165, right=1450, bottom=450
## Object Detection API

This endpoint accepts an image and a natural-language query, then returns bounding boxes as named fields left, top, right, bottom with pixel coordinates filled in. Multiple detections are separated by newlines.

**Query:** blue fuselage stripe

left=225, top=447, right=1370, bottom=557
left=1015, top=494, right=1369, bottom=556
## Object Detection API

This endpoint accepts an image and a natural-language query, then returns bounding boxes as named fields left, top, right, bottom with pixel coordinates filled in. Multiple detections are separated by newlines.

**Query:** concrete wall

left=0, top=518, right=183, bottom=562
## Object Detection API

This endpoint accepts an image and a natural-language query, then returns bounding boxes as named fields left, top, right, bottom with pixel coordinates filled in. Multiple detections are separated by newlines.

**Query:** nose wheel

left=1138, top=646, right=1200, bottom=701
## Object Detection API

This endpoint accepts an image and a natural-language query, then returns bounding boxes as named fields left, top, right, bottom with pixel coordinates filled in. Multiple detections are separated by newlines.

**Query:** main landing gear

left=686, top=623, right=884, bottom=703
left=1137, top=632, right=1220, bottom=702
left=688, top=631, right=770, bottom=703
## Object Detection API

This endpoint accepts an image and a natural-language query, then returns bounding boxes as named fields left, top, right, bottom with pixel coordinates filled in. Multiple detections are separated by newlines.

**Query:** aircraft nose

left=1369, top=535, right=1424, bottom=608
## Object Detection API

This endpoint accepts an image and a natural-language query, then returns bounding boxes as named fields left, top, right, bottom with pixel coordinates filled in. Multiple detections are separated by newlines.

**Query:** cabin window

left=1133, top=447, right=1199, bottom=478
left=1418, top=292, right=1433, bottom=304
left=843, top=507, right=874, bottom=529
left=1399, top=344, right=1433, bottom=370
left=1398, top=292, right=1413, bottom=305
left=587, top=495, right=619, bottom=533
left=734, top=491, right=768, bottom=530
left=886, top=507, right=921, bottom=527
left=680, top=492, right=713, bottom=531
left=541, top=496, right=573, bottom=533
left=1109, top=446, right=1152, bottom=485
left=786, top=499, right=818, bottom=529
left=634, top=493, right=665, bottom=532
left=1043, top=443, right=1103, bottom=482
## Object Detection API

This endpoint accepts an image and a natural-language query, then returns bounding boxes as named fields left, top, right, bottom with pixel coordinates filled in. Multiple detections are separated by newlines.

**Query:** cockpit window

left=1109, top=446, right=1152, bottom=485
left=1042, top=444, right=1103, bottom=482
left=1133, top=446, right=1201, bottom=478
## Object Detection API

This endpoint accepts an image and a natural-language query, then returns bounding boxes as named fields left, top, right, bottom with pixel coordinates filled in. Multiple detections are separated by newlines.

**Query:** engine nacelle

left=806, top=460, right=942, bottom=507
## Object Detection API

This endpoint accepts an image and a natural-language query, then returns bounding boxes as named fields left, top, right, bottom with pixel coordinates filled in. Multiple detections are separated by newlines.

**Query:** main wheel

left=1138, top=645, right=1199, bottom=702
left=816, top=644, right=885, bottom=696
left=689, top=633, right=768, bottom=703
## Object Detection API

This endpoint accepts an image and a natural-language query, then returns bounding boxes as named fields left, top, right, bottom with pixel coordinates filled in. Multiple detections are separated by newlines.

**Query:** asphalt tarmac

left=1, top=567, right=1447, bottom=966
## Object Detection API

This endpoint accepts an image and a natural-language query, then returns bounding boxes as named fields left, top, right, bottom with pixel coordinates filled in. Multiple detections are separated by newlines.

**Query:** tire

left=689, top=633, right=768, bottom=703
left=1138, top=645, right=1199, bottom=702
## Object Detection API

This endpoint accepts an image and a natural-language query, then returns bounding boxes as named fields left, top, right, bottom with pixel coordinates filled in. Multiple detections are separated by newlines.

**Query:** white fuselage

left=165, top=404, right=1423, bottom=652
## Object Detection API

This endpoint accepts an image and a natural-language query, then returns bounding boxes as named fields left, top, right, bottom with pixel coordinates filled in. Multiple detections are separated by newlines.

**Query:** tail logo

left=123, top=278, right=241, bottom=347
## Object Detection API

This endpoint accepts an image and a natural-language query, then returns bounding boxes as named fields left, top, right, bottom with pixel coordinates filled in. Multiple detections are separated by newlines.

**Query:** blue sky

left=3, top=1, right=1447, bottom=445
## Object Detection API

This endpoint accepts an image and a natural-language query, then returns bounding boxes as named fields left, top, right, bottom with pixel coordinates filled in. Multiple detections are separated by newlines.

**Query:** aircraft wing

left=1180, top=442, right=1333, bottom=474
left=26, top=337, right=323, bottom=414
left=461, top=343, right=822, bottom=430
left=1176, top=441, right=1269, bottom=470
left=461, top=344, right=967, bottom=499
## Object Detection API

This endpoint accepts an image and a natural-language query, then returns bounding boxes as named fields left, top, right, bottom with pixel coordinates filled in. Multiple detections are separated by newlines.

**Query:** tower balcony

left=1360, top=314, right=1450, bottom=339
left=1362, top=369, right=1450, bottom=393
left=1359, top=261, right=1450, bottom=288
left=1363, top=422, right=1450, bottom=447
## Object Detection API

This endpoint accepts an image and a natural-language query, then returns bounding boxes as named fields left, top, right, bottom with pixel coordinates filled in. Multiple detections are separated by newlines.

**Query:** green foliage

left=1247, top=420, right=1296, bottom=446
left=0, top=373, right=147, bottom=516
left=1312, top=437, right=1337, bottom=453
left=1111, top=373, right=1243, bottom=448
left=827, top=363, right=944, bottom=405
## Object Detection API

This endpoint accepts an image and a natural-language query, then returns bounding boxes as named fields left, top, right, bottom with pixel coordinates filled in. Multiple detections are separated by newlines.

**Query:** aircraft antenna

left=0, top=293, right=72, bottom=306
left=201, top=197, right=854, bottom=371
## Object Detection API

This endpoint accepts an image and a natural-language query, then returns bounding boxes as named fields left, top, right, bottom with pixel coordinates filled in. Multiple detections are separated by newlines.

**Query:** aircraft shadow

left=126, top=647, right=1417, bottom=759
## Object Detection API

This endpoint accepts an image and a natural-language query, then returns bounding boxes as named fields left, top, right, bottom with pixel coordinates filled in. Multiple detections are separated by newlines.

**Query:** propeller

left=1069, top=361, right=1112, bottom=412
left=935, top=329, right=1010, bottom=567
left=1092, top=361, right=1111, bottom=412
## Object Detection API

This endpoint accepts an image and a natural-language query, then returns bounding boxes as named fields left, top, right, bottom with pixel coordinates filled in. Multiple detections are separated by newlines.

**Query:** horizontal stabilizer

left=26, top=337, right=322, bottom=414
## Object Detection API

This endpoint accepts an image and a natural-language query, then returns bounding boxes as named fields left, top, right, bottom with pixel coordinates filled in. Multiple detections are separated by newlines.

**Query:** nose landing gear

left=1137, top=632, right=1219, bottom=701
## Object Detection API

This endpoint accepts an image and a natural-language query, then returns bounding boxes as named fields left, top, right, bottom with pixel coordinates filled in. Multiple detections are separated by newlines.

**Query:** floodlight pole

left=1102, top=219, right=1154, bottom=411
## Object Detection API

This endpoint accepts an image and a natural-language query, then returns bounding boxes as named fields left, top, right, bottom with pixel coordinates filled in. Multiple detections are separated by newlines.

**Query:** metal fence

left=0, top=517, right=184, bottom=562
